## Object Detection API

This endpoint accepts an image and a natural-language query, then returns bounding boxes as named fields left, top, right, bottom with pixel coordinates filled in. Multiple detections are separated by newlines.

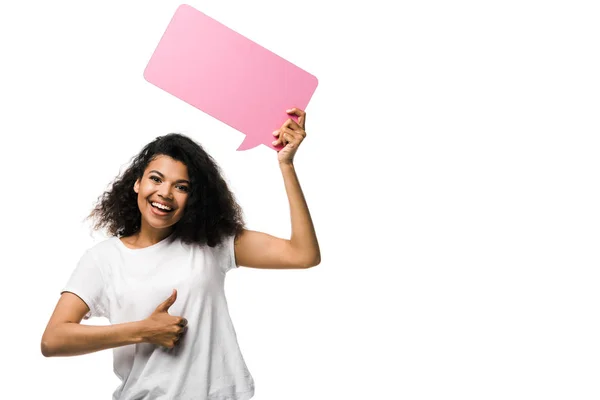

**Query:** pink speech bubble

left=144, top=4, right=319, bottom=151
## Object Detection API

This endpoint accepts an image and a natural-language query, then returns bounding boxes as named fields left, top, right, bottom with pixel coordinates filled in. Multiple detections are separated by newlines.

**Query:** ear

left=134, top=179, right=140, bottom=194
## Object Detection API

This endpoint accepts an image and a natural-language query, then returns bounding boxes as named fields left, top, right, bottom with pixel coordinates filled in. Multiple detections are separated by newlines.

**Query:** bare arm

left=233, top=164, right=320, bottom=269
left=42, top=320, right=146, bottom=357
left=42, top=290, right=187, bottom=357
left=234, top=108, right=320, bottom=270
left=280, top=162, right=320, bottom=265
left=41, top=292, right=146, bottom=357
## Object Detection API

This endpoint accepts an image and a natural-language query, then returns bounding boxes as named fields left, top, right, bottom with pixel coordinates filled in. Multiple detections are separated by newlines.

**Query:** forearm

left=42, top=320, right=147, bottom=357
left=279, top=162, right=320, bottom=266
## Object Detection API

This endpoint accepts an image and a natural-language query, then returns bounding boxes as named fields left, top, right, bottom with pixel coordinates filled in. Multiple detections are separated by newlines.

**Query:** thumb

left=157, top=289, right=177, bottom=312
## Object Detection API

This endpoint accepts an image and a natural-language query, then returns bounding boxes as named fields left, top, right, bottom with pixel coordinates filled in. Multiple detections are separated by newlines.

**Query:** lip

left=149, top=201, right=173, bottom=216
left=149, top=199, right=175, bottom=210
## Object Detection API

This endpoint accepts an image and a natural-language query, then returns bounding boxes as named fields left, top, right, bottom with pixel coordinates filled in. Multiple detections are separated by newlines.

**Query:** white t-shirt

left=61, top=234, right=255, bottom=400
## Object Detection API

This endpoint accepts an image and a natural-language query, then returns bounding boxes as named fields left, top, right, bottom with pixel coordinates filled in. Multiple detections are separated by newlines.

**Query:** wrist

left=133, top=320, right=150, bottom=344
left=279, top=161, right=294, bottom=168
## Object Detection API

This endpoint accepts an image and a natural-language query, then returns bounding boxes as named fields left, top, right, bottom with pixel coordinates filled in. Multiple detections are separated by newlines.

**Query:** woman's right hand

left=142, top=289, right=188, bottom=349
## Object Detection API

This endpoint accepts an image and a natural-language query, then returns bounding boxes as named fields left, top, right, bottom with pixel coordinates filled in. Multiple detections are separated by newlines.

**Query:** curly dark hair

left=86, top=133, right=246, bottom=247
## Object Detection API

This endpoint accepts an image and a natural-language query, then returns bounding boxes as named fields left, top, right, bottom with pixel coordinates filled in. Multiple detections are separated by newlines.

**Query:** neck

left=133, top=224, right=173, bottom=246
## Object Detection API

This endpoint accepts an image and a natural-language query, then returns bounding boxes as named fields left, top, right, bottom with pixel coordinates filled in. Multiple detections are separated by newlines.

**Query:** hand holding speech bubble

left=144, top=4, right=319, bottom=151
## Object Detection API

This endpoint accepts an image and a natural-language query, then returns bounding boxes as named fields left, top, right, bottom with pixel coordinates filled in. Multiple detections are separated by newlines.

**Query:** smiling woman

left=87, top=133, right=245, bottom=249
left=144, top=167, right=189, bottom=214
left=128, top=156, right=192, bottom=246
left=40, top=108, right=321, bottom=400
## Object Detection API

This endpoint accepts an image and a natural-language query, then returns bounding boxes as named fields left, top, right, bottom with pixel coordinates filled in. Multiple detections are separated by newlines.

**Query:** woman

left=40, top=108, right=320, bottom=400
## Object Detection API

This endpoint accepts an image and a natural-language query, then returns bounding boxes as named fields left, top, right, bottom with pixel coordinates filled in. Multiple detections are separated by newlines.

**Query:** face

left=134, top=155, right=190, bottom=235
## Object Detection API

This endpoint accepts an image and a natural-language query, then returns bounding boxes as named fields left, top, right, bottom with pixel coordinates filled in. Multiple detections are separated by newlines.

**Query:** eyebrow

left=149, top=170, right=190, bottom=185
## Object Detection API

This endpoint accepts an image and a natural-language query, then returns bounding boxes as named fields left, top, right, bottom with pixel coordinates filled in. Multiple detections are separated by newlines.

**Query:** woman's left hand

left=272, top=108, right=307, bottom=165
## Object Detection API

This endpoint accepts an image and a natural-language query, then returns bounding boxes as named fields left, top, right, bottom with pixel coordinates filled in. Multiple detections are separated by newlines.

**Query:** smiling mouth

left=149, top=201, right=174, bottom=213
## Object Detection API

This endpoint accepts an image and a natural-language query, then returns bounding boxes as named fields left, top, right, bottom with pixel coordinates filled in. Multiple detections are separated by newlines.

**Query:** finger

left=271, top=129, right=282, bottom=146
left=286, top=108, right=306, bottom=129
left=281, top=127, right=303, bottom=144
left=178, top=326, right=188, bottom=337
left=283, top=118, right=304, bottom=134
left=282, top=131, right=297, bottom=146
left=178, top=326, right=188, bottom=338
left=273, top=127, right=301, bottom=146
left=275, top=129, right=292, bottom=146
left=280, top=118, right=303, bottom=132
left=272, top=135, right=282, bottom=147
left=272, top=128, right=292, bottom=147
left=178, top=318, right=188, bottom=327
left=158, top=289, right=177, bottom=311
left=173, top=327, right=183, bottom=342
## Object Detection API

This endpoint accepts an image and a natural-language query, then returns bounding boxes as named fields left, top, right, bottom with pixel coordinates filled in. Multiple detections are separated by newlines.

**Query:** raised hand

left=272, top=108, right=307, bottom=165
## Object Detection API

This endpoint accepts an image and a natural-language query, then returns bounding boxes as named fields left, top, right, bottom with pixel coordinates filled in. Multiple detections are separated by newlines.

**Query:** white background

left=1, top=0, right=599, bottom=399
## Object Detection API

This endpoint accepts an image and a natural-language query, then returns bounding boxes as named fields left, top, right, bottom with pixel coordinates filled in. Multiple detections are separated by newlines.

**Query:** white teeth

left=151, top=202, right=172, bottom=211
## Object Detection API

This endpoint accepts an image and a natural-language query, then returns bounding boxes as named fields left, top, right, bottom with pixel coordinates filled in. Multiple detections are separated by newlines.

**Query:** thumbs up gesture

left=142, top=289, right=188, bottom=349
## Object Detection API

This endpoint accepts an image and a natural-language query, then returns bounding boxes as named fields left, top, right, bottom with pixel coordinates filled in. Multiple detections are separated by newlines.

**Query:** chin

left=147, top=219, right=177, bottom=229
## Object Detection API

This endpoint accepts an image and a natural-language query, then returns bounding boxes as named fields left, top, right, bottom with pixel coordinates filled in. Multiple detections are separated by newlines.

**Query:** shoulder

left=81, top=236, right=122, bottom=263
left=211, top=234, right=236, bottom=254
left=88, top=236, right=120, bottom=252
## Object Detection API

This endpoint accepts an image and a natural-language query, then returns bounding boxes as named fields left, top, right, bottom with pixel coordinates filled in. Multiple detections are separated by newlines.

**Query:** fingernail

left=286, top=109, right=293, bottom=112
left=272, top=131, right=278, bottom=136
left=272, top=141, right=277, bottom=145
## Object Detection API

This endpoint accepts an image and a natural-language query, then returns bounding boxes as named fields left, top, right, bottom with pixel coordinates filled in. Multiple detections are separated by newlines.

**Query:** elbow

left=302, top=254, right=321, bottom=269
left=290, top=246, right=321, bottom=269
left=41, top=339, right=54, bottom=357
left=41, top=329, right=58, bottom=357
left=311, top=254, right=321, bottom=267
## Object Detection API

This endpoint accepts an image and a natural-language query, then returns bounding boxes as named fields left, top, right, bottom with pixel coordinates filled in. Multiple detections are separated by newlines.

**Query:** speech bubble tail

left=236, top=136, right=260, bottom=151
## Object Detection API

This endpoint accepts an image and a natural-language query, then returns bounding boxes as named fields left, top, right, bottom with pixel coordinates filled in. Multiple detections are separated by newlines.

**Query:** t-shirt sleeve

left=218, top=234, right=238, bottom=274
left=61, top=250, right=109, bottom=320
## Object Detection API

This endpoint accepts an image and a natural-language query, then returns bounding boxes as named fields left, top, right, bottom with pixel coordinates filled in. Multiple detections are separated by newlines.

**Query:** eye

left=177, top=185, right=190, bottom=192
left=150, top=176, right=161, bottom=183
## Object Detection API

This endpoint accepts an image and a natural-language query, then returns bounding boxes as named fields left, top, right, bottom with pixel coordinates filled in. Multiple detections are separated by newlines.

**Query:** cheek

left=176, top=199, right=189, bottom=217
left=178, top=193, right=189, bottom=206
left=137, top=183, right=153, bottom=199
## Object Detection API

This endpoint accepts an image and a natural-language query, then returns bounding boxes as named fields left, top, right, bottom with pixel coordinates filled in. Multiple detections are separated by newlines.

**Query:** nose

left=157, top=183, right=173, bottom=200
